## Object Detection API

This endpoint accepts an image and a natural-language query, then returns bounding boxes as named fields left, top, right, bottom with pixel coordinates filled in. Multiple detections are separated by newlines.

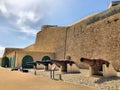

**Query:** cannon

left=80, top=57, right=109, bottom=71
left=80, top=57, right=117, bottom=77
left=26, top=62, right=37, bottom=69
left=36, top=60, right=52, bottom=70
left=27, top=60, right=52, bottom=70
left=51, top=59, right=80, bottom=73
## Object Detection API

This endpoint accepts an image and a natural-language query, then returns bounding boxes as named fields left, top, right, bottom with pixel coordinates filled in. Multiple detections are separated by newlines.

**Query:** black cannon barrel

left=36, top=60, right=52, bottom=65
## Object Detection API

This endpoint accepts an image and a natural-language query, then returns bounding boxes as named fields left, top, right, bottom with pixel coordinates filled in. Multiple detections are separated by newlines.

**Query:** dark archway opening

left=42, top=56, right=51, bottom=62
left=41, top=56, right=51, bottom=70
left=1, top=56, right=10, bottom=67
left=22, top=55, right=34, bottom=69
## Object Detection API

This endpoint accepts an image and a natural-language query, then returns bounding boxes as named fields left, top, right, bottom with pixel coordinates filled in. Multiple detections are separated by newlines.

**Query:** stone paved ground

left=29, top=69, right=120, bottom=90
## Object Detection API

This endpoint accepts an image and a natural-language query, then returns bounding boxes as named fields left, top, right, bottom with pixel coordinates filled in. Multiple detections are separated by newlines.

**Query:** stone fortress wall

left=34, top=25, right=67, bottom=59
left=2, top=2, right=120, bottom=70
left=31, top=4, right=120, bottom=70
left=66, top=13, right=120, bottom=70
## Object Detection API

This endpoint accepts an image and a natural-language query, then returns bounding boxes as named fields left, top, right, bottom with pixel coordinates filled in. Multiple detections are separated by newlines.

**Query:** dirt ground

left=0, top=67, right=98, bottom=90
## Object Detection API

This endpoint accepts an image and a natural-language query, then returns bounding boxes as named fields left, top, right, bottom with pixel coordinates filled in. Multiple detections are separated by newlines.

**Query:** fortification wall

left=66, top=13, right=120, bottom=70
left=34, top=26, right=67, bottom=59
left=6, top=51, right=16, bottom=58
left=24, top=44, right=35, bottom=51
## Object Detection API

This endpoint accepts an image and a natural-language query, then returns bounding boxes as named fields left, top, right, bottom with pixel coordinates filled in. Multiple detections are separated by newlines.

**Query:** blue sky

left=0, top=0, right=114, bottom=56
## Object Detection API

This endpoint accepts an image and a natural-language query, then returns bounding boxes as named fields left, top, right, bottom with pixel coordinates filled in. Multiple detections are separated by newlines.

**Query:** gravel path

left=29, top=69, right=120, bottom=90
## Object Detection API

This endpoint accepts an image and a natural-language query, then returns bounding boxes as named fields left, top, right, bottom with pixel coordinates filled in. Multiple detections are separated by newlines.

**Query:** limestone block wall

left=66, top=13, right=120, bottom=70
left=6, top=51, right=16, bottom=58
left=55, top=27, right=67, bottom=59
left=3, top=48, right=23, bottom=56
left=24, top=44, right=35, bottom=51
left=34, top=26, right=67, bottom=59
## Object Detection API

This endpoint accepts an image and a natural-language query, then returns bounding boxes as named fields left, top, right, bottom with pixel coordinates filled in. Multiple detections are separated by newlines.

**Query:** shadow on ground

left=94, top=76, right=120, bottom=84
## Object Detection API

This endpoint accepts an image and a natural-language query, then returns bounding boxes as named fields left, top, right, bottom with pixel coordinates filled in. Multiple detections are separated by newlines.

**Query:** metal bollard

left=34, top=70, right=37, bottom=75
left=50, top=70, right=55, bottom=79
left=59, top=74, right=62, bottom=80
left=53, top=70, right=54, bottom=79
left=50, top=70, right=52, bottom=79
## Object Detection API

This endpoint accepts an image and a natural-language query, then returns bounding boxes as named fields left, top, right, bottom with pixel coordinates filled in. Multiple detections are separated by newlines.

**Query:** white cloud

left=20, top=26, right=38, bottom=36
left=0, top=45, right=5, bottom=57
left=0, top=0, right=66, bottom=56
left=0, top=0, right=63, bottom=36
left=0, top=0, right=7, bottom=14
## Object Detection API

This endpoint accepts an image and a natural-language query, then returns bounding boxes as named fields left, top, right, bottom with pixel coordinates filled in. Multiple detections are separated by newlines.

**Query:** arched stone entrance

left=22, top=55, right=34, bottom=68
left=1, top=56, right=9, bottom=67
left=42, top=56, right=51, bottom=62
left=41, top=56, right=51, bottom=70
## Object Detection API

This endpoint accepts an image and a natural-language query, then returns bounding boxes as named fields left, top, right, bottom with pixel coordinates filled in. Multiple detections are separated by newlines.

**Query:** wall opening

left=22, top=55, right=34, bottom=69
left=1, top=56, right=10, bottom=67
left=42, top=56, right=51, bottom=62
